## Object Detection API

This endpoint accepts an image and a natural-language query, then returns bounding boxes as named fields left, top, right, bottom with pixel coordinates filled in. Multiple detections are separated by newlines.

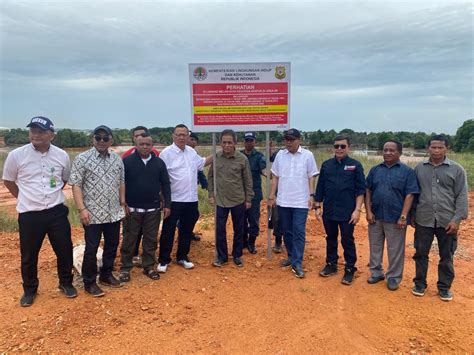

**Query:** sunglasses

left=94, top=135, right=111, bottom=142
left=334, top=144, right=347, bottom=149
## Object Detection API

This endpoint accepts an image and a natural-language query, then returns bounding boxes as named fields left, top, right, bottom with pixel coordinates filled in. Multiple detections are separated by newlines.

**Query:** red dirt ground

left=0, top=188, right=473, bottom=353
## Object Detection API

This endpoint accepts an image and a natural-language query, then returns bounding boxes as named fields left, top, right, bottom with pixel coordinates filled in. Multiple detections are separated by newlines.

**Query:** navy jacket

left=241, top=148, right=266, bottom=200
left=315, top=156, right=366, bottom=221
left=123, top=150, right=171, bottom=209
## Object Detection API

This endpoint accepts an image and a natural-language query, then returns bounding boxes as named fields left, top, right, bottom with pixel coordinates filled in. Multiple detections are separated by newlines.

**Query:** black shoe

left=280, top=258, right=291, bottom=268
left=319, top=263, right=337, bottom=277
left=119, top=271, right=131, bottom=283
left=341, top=267, right=355, bottom=285
left=191, top=233, right=201, bottom=241
left=84, top=283, right=105, bottom=297
left=411, top=285, right=426, bottom=297
left=292, top=265, right=305, bottom=278
left=439, top=289, right=453, bottom=302
left=20, top=293, right=36, bottom=307
left=387, top=278, right=399, bottom=291
left=367, top=275, right=385, bottom=284
left=99, top=275, right=123, bottom=288
left=233, top=257, right=244, bottom=267
left=273, top=244, right=282, bottom=254
left=58, top=284, right=78, bottom=298
left=248, top=242, right=257, bottom=254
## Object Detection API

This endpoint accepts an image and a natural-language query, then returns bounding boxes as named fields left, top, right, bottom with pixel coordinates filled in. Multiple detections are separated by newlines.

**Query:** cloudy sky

left=0, top=0, right=472, bottom=133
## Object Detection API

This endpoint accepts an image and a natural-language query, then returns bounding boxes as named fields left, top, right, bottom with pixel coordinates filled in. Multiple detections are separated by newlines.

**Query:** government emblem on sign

left=274, top=66, right=286, bottom=80
left=193, top=67, right=208, bottom=81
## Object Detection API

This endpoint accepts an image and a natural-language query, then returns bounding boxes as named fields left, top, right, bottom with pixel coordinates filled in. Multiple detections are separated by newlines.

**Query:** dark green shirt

left=208, top=150, right=254, bottom=208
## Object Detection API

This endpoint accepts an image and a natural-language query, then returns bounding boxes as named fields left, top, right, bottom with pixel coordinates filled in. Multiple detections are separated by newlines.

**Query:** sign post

left=189, top=62, right=290, bottom=260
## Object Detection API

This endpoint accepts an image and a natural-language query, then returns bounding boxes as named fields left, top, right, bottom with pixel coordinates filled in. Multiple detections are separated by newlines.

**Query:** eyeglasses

left=94, top=135, right=110, bottom=142
left=334, top=144, right=347, bottom=149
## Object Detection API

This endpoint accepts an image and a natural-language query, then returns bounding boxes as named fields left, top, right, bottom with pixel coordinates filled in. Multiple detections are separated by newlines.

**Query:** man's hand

left=349, top=209, right=361, bottom=225
left=314, top=207, right=322, bottom=221
left=410, top=216, right=416, bottom=228
left=268, top=197, right=276, bottom=208
left=245, top=202, right=252, bottom=210
left=308, top=198, right=315, bottom=209
left=396, top=218, right=407, bottom=229
left=209, top=197, right=215, bottom=206
left=79, top=209, right=91, bottom=226
left=162, top=208, right=171, bottom=219
left=124, top=205, right=130, bottom=217
left=445, top=221, right=459, bottom=235
left=366, top=210, right=376, bottom=224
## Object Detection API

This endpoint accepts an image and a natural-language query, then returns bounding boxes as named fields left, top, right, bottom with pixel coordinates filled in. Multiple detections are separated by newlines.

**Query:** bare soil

left=0, top=189, right=473, bottom=353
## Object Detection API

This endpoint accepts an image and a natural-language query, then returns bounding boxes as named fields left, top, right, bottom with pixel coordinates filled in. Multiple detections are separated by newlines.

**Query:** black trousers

left=122, top=217, right=143, bottom=257
left=159, top=202, right=199, bottom=265
left=243, top=197, right=261, bottom=246
left=322, top=217, right=357, bottom=269
left=82, top=221, right=121, bottom=286
left=121, top=210, right=161, bottom=271
left=413, top=223, right=457, bottom=291
left=18, top=204, right=73, bottom=295
left=216, top=203, right=246, bottom=261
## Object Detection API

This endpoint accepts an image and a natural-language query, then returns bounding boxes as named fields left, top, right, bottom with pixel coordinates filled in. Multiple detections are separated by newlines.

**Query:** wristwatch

left=400, top=215, right=407, bottom=221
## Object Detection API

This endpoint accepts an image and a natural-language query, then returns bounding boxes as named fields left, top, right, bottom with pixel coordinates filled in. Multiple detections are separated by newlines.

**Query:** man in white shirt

left=268, top=128, right=318, bottom=278
left=2, top=116, right=76, bottom=307
left=157, top=124, right=212, bottom=273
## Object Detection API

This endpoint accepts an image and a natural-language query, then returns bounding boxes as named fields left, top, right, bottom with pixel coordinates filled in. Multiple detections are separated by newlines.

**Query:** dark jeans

left=322, top=217, right=357, bottom=269
left=269, top=206, right=283, bottom=245
left=121, top=210, right=161, bottom=271
left=244, top=197, right=261, bottom=246
left=18, top=204, right=73, bottom=295
left=413, top=223, right=458, bottom=291
left=159, top=202, right=199, bottom=265
left=278, top=206, right=308, bottom=268
left=82, top=221, right=121, bottom=286
left=216, top=203, right=246, bottom=261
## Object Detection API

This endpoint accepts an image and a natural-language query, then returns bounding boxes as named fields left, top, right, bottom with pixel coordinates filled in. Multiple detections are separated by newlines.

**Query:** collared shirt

left=159, top=143, right=206, bottom=202
left=3, top=143, right=70, bottom=213
left=366, top=161, right=419, bottom=223
left=69, top=147, right=125, bottom=224
left=241, top=148, right=266, bottom=200
left=315, top=156, right=366, bottom=221
left=271, top=146, right=318, bottom=209
left=414, top=157, right=468, bottom=228
left=208, top=150, right=254, bottom=208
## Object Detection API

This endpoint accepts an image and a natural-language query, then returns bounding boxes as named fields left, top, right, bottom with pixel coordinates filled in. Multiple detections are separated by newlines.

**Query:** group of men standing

left=2, top=116, right=468, bottom=307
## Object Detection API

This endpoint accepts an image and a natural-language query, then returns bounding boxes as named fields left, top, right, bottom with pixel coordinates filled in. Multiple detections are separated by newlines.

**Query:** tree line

left=1, top=119, right=473, bottom=152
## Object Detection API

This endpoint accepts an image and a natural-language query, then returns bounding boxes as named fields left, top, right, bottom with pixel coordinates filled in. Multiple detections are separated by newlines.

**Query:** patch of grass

left=65, top=198, right=81, bottom=226
left=0, top=207, right=18, bottom=232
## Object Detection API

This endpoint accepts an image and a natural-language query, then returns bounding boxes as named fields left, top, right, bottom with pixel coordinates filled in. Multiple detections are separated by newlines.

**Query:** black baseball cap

left=189, top=132, right=199, bottom=140
left=93, top=125, right=113, bottom=136
left=244, top=132, right=256, bottom=141
left=284, top=128, right=301, bottom=139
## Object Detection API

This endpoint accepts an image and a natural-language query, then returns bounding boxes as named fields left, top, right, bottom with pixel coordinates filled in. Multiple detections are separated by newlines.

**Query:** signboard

left=189, top=62, right=290, bottom=132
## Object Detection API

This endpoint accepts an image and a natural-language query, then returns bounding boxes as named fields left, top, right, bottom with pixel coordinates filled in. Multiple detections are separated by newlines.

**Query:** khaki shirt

left=208, top=150, right=254, bottom=208
left=414, top=157, right=468, bottom=228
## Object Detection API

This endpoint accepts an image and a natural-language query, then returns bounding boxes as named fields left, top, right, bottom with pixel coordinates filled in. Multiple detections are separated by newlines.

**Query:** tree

left=454, top=119, right=474, bottom=152
left=5, top=129, right=29, bottom=145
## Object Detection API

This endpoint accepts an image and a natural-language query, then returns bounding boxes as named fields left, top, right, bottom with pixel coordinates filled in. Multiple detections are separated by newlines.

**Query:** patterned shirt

left=69, top=147, right=125, bottom=224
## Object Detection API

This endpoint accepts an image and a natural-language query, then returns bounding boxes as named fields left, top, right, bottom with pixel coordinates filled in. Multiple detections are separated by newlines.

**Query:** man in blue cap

left=3, top=116, right=76, bottom=306
left=241, top=132, right=266, bottom=254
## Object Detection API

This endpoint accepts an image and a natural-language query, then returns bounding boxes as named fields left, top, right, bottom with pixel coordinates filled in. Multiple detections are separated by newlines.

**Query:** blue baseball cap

left=244, top=132, right=256, bottom=141
left=27, top=116, right=55, bottom=132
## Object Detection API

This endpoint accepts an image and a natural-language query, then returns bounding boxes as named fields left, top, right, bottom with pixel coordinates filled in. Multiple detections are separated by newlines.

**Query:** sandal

left=119, top=271, right=131, bottom=283
left=144, top=269, right=160, bottom=280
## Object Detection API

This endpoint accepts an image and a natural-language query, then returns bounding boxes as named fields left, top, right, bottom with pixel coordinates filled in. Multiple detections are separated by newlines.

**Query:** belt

left=128, top=207, right=159, bottom=213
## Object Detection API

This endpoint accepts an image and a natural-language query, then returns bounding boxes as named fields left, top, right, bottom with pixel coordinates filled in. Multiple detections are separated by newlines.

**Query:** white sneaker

left=177, top=260, right=195, bottom=269
left=157, top=263, right=168, bottom=273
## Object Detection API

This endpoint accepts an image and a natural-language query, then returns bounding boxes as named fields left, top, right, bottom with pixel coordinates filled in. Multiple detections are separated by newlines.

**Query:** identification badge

left=50, top=167, right=57, bottom=188
left=344, top=165, right=356, bottom=171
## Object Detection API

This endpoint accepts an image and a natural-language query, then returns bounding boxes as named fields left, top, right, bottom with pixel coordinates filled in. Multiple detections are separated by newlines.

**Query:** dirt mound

left=0, top=195, right=473, bottom=353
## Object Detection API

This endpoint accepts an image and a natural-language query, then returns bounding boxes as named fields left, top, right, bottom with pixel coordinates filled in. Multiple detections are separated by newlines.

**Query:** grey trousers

left=368, top=220, right=407, bottom=284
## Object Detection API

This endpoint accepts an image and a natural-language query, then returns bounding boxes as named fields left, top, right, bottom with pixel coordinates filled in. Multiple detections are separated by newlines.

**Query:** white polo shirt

left=159, top=143, right=205, bottom=203
left=271, top=146, right=318, bottom=209
left=2, top=143, right=71, bottom=213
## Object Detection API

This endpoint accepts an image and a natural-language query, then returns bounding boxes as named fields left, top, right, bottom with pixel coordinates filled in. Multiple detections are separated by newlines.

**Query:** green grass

left=65, top=198, right=81, bottom=226
left=0, top=207, right=18, bottom=232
